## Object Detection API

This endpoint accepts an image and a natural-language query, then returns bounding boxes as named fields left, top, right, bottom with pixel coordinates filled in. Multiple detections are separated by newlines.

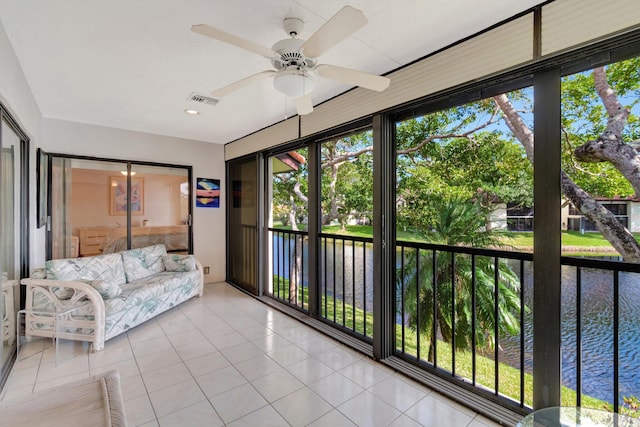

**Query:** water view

left=273, top=235, right=640, bottom=405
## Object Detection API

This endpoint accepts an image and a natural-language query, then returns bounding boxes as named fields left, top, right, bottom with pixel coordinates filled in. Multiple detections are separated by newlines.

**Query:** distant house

left=489, top=198, right=640, bottom=232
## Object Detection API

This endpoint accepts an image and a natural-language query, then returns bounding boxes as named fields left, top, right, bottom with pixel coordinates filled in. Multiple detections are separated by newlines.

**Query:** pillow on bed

left=163, top=254, right=197, bottom=272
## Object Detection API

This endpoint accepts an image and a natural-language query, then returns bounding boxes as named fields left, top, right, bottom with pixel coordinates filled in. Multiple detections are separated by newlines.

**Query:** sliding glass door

left=227, top=156, right=259, bottom=293
left=0, top=115, right=27, bottom=387
left=49, top=156, right=192, bottom=260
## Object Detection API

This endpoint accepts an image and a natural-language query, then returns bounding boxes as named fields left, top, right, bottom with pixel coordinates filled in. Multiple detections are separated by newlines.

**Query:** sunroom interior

left=2, top=0, right=640, bottom=425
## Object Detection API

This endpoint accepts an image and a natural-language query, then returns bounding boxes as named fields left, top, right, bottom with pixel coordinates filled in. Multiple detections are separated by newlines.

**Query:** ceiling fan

left=191, top=6, right=391, bottom=115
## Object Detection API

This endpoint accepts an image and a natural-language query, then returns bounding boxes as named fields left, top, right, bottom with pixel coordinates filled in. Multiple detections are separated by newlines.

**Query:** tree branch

left=572, top=67, right=640, bottom=196
left=494, top=92, right=640, bottom=261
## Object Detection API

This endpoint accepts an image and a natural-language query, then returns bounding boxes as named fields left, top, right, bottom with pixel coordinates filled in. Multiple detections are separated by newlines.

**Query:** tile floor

left=1, top=282, right=502, bottom=426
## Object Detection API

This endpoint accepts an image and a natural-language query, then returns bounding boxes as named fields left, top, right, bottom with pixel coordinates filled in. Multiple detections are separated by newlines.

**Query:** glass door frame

left=45, top=153, right=193, bottom=260
left=0, top=102, right=30, bottom=391
left=225, top=153, right=261, bottom=295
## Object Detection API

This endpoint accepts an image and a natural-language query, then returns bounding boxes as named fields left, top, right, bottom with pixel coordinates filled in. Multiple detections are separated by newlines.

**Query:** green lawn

left=499, top=231, right=636, bottom=248
left=277, top=225, right=640, bottom=255
left=271, top=276, right=606, bottom=409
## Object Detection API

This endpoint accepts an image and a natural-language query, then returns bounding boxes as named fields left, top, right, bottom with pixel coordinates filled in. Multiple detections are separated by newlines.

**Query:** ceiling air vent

left=187, top=92, right=219, bottom=106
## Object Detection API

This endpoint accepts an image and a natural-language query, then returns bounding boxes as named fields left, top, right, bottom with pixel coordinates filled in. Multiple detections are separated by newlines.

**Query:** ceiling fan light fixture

left=273, top=68, right=315, bottom=99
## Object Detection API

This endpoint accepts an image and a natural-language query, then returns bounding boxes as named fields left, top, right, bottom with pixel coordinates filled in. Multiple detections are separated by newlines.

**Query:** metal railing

left=395, top=240, right=532, bottom=408
left=560, top=256, right=640, bottom=412
left=266, top=229, right=640, bottom=412
left=319, top=233, right=373, bottom=341
left=269, top=228, right=308, bottom=312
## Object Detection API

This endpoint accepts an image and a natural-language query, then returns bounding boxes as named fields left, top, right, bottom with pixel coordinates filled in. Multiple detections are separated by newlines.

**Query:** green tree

left=399, top=198, right=523, bottom=359
left=495, top=56, right=640, bottom=260
left=320, top=131, right=374, bottom=228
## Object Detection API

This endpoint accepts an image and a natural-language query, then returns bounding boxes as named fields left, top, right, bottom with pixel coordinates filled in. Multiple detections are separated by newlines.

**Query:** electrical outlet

left=203, top=266, right=210, bottom=274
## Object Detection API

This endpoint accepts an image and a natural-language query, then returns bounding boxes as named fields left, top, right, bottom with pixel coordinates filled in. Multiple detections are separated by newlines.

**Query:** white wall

left=2, top=17, right=226, bottom=282
left=41, top=118, right=226, bottom=281
left=0, top=20, right=43, bottom=271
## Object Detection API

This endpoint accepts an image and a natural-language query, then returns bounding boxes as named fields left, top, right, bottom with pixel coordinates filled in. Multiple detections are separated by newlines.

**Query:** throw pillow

left=163, top=254, right=197, bottom=272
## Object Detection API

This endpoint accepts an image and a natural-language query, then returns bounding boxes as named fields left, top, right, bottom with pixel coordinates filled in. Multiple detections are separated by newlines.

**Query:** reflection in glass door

left=227, top=156, right=259, bottom=293
left=1, top=117, right=25, bottom=385
left=49, top=157, right=192, bottom=260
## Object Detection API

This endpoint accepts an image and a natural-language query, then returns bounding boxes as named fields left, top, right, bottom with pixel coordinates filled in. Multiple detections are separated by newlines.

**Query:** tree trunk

left=573, top=67, right=640, bottom=195
left=287, top=195, right=301, bottom=302
left=494, top=93, right=640, bottom=262
left=323, top=163, right=340, bottom=225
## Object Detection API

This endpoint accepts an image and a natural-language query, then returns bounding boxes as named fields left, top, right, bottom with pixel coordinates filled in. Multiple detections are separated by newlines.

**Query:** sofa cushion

left=102, top=270, right=200, bottom=336
left=89, top=279, right=122, bottom=299
left=163, top=254, right=197, bottom=272
left=121, top=244, right=167, bottom=283
left=45, top=253, right=126, bottom=286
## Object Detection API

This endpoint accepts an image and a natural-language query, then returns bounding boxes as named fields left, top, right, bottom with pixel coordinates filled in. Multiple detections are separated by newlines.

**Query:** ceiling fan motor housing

left=271, top=38, right=314, bottom=70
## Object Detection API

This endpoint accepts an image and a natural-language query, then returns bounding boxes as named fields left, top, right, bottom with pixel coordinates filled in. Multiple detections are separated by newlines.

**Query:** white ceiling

left=0, top=0, right=546, bottom=144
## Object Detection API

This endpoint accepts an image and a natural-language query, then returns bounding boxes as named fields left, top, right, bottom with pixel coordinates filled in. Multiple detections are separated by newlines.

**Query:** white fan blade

left=295, top=95, right=313, bottom=115
left=191, top=24, right=278, bottom=60
left=211, top=70, right=276, bottom=97
left=302, top=6, right=367, bottom=58
left=316, top=64, right=390, bottom=92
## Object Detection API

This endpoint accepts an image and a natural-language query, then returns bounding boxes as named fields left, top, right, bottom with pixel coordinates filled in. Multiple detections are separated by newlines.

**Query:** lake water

left=274, top=235, right=640, bottom=404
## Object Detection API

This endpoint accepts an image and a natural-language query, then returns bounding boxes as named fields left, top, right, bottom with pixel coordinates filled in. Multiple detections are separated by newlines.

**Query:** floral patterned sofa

left=20, top=244, right=204, bottom=351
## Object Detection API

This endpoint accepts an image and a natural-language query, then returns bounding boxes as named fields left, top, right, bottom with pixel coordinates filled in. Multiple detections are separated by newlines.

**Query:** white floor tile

left=210, top=331, right=248, bottom=349
left=469, top=414, right=503, bottom=427
left=208, top=383, right=268, bottom=424
left=404, top=393, right=475, bottom=426
left=142, top=362, right=193, bottom=393
left=266, top=343, right=309, bottom=367
left=2, top=281, right=494, bottom=427
left=195, top=365, right=247, bottom=398
left=136, top=348, right=182, bottom=373
left=120, top=374, right=148, bottom=402
left=89, top=344, right=135, bottom=369
left=228, top=404, right=289, bottom=427
left=367, top=375, right=427, bottom=412
left=157, top=400, right=223, bottom=427
left=339, top=359, right=392, bottom=389
left=131, top=335, right=173, bottom=358
left=184, top=351, right=230, bottom=377
left=251, top=368, right=304, bottom=402
left=125, top=394, right=157, bottom=426
left=148, top=378, right=206, bottom=417
left=233, top=354, right=281, bottom=381
left=127, top=321, right=165, bottom=343
left=306, top=409, right=357, bottom=427
left=285, top=357, right=335, bottom=384
left=251, top=333, right=292, bottom=353
left=90, top=357, right=140, bottom=379
left=174, top=340, right=216, bottom=361
left=219, top=341, right=263, bottom=363
left=166, top=329, right=207, bottom=347
left=271, top=386, right=333, bottom=426
left=309, top=372, right=364, bottom=407
left=337, top=390, right=401, bottom=426
left=314, top=346, right=361, bottom=370
left=386, top=413, right=424, bottom=426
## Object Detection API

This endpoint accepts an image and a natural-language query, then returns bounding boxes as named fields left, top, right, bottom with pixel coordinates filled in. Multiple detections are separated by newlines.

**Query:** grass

left=276, top=224, right=640, bottom=255
left=271, top=276, right=607, bottom=410
left=499, top=230, right=639, bottom=248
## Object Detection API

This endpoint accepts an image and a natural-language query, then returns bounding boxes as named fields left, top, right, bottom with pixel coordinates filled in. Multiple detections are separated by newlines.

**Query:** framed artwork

left=36, top=148, right=48, bottom=228
left=196, top=177, right=220, bottom=208
left=110, top=176, right=144, bottom=215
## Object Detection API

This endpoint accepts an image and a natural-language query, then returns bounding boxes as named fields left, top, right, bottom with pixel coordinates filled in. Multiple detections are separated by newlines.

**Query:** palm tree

left=398, top=197, right=523, bottom=362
